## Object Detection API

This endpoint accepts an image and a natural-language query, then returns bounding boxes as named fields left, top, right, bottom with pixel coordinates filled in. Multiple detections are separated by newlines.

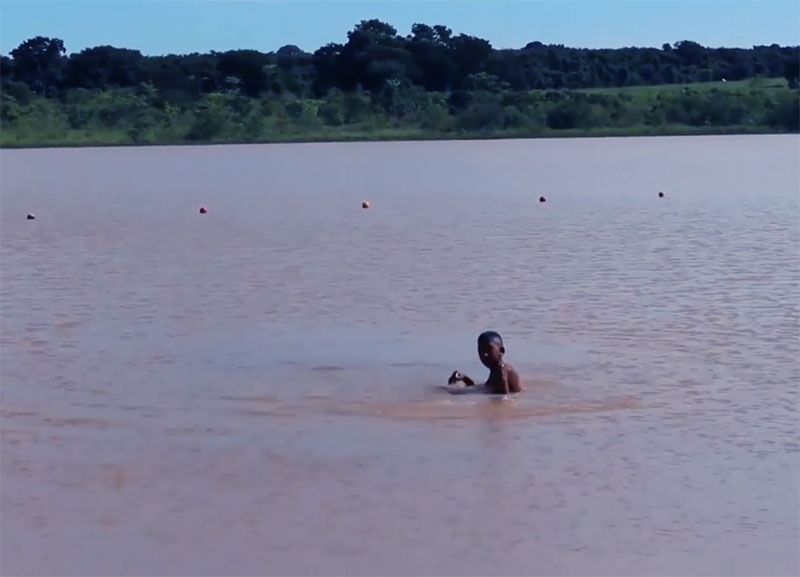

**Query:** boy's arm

left=448, top=371, right=481, bottom=387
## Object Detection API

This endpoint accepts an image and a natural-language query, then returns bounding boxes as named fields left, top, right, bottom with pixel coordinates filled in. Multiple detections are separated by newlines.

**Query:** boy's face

left=478, top=340, right=504, bottom=368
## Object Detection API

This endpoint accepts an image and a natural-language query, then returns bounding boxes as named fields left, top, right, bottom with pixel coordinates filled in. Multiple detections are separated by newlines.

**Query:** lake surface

left=1, top=135, right=798, bottom=576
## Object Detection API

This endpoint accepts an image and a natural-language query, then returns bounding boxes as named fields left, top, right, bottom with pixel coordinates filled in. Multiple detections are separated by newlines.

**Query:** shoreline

left=0, top=125, right=793, bottom=150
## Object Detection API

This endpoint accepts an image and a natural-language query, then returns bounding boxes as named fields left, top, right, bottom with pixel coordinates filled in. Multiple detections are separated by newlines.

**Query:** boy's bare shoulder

left=503, top=363, right=524, bottom=392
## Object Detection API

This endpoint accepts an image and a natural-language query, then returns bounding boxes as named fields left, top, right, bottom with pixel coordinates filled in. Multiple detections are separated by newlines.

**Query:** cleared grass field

left=581, top=77, right=790, bottom=99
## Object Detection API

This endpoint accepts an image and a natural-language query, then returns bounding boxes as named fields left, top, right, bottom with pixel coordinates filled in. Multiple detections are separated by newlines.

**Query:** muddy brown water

left=1, top=135, right=798, bottom=576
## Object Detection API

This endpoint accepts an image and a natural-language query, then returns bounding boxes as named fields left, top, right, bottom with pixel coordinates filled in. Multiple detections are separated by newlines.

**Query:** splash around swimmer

left=448, top=331, right=524, bottom=395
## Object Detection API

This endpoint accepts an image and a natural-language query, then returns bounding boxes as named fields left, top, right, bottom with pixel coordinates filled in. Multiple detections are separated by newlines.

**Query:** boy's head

left=477, top=331, right=505, bottom=368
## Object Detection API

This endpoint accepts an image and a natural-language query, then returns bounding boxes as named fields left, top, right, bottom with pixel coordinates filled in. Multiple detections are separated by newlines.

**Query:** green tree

left=337, top=20, right=411, bottom=93
left=216, top=50, right=270, bottom=97
left=407, top=23, right=455, bottom=91
left=64, top=46, right=144, bottom=89
left=10, top=36, right=66, bottom=95
left=342, top=89, right=371, bottom=123
left=318, top=88, right=344, bottom=125
left=186, top=93, right=231, bottom=140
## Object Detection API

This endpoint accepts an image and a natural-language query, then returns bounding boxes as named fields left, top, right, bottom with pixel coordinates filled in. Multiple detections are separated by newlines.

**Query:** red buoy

left=199, top=206, right=208, bottom=214
left=362, top=201, right=370, bottom=209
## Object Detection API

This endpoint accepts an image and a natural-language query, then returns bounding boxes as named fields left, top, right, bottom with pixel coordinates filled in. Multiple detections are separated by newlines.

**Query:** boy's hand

left=448, top=371, right=465, bottom=385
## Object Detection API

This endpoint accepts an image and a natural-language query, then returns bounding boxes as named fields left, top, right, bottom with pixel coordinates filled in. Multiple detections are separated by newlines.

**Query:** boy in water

left=448, top=331, right=523, bottom=395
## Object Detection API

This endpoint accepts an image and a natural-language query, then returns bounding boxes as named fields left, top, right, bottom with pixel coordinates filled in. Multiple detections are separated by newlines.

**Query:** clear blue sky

left=1, top=0, right=798, bottom=56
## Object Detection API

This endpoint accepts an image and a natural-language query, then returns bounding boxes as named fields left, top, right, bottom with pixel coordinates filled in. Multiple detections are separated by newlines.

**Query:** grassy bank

left=1, top=78, right=796, bottom=148
left=0, top=124, right=789, bottom=150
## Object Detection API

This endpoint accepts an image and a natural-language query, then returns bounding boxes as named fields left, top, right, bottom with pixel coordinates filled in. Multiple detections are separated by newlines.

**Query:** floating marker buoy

left=362, top=201, right=370, bottom=209
left=539, top=196, right=547, bottom=203
left=26, top=213, right=36, bottom=220
left=658, top=191, right=665, bottom=198
left=199, top=206, right=208, bottom=214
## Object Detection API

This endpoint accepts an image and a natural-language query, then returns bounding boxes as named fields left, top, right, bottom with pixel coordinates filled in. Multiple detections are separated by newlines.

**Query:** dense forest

left=1, top=20, right=798, bottom=146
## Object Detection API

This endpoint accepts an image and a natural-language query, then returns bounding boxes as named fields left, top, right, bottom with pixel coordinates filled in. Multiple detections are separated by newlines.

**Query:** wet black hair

left=477, top=331, right=504, bottom=347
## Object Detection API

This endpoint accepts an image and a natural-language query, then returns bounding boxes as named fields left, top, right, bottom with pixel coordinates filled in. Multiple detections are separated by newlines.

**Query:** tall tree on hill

left=311, top=42, right=343, bottom=96
left=64, top=46, right=144, bottom=89
left=216, top=50, right=271, bottom=97
left=10, top=36, right=66, bottom=95
left=450, top=34, right=492, bottom=88
left=407, top=24, right=456, bottom=91
left=337, top=19, right=411, bottom=93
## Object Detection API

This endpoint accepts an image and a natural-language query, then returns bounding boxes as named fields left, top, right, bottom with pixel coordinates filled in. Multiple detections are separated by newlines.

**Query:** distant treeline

left=1, top=20, right=798, bottom=146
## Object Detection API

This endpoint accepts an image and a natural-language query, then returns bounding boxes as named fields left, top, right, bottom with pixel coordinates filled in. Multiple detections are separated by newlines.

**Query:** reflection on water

left=222, top=392, right=639, bottom=421
left=1, top=135, right=798, bottom=576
